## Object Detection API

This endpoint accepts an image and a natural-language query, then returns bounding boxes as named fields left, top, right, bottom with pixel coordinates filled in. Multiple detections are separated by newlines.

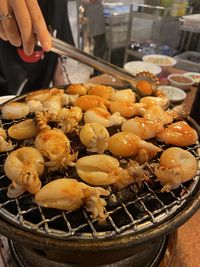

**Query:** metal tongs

left=49, top=37, right=137, bottom=87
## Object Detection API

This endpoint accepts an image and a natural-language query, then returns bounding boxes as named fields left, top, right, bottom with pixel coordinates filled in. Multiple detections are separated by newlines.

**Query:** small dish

left=142, top=54, right=177, bottom=69
left=183, top=72, right=200, bottom=85
left=168, top=74, right=194, bottom=90
left=158, top=85, right=186, bottom=103
left=124, top=61, right=162, bottom=76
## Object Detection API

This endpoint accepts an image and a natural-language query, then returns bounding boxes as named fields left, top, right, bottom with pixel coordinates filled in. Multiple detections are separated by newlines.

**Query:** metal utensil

left=49, top=37, right=137, bottom=87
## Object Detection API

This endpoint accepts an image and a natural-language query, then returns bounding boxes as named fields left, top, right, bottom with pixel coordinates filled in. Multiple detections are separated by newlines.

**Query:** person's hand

left=0, top=0, right=51, bottom=55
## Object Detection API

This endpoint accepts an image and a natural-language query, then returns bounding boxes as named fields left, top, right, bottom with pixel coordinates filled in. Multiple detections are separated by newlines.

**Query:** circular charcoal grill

left=0, top=91, right=199, bottom=266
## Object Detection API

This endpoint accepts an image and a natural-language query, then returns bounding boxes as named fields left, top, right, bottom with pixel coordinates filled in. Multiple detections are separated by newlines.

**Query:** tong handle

left=49, top=37, right=138, bottom=88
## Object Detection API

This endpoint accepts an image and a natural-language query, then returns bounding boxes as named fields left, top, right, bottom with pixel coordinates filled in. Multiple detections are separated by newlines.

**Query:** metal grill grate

left=0, top=97, right=199, bottom=240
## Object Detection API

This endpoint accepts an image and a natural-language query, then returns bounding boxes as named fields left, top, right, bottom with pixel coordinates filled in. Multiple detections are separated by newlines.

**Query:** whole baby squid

left=79, top=123, right=110, bottom=153
left=153, top=147, right=198, bottom=192
left=1, top=102, right=30, bottom=120
left=84, top=107, right=126, bottom=128
left=121, top=117, right=164, bottom=140
left=0, top=127, right=14, bottom=152
left=156, top=121, right=198, bottom=147
left=34, top=128, right=77, bottom=171
left=4, top=147, right=44, bottom=198
left=35, top=178, right=110, bottom=223
left=35, top=106, right=83, bottom=133
left=108, top=132, right=161, bottom=163
left=8, top=119, right=39, bottom=140
left=76, top=154, right=149, bottom=189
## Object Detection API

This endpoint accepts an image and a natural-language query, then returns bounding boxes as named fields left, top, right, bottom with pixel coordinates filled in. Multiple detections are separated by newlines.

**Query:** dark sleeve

left=0, top=0, right=74, bottom=96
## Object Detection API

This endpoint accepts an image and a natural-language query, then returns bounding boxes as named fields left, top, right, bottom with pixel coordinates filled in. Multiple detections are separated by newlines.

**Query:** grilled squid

left=156, top=121, right=198, bottom=147
left=8, top=119, right=39, bottom=140
left=87, top=84, right=115, bottom=100
left=111, top=89, right=136, bottom=102
left=121, top=117, right=164, bottom=140
left=25, top=88, right=64, bottom=103
left=153, top=147, right=198, bottom=192
left=1, top=102, right=30, bottom=120
left=0, top=127, right=13, bottom=152
left=74, top=95, right=110, bottom=111
left=84, top=107, right=126, bottom=128
left=66, top=83, right=87, bottom=95
left=56, top=106, right=82, bottom=133
left=79, top=123, right=109, bottom=153
left=108, top=132, right=161, bottom=163
left=140, top=96, right=169, bottom=110
left=4, top=147, right=44, bottom=198
left=76, top=154, right=149, bottom=189
left=143, top=105, right=175, bottom=125
left=34, top=128, right=77, bottom=171
left=109, top=101, right=146, bottom=118
left=35, top=178, right=110, bottom=223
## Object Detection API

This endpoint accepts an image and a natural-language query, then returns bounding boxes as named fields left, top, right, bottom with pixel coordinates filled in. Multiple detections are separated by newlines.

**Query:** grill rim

left=0, top=182, right=199, bottom=251
left=0, top=90, right=199, bottom=251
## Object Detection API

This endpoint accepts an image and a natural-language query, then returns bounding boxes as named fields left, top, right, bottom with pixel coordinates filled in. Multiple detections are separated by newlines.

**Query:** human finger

left=0, top=0, right=21, bottom=46
left=9, top=0, right=35, bottom=55
left=0, top=22, right=8, bottom=41
left=25, top=0, right=51, bottom=51
left=2, top=17, right=21, bottom=46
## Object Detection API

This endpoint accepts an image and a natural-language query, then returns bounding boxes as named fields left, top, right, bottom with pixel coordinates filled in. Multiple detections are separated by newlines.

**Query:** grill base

left=0, top=234, right=176, bottom=267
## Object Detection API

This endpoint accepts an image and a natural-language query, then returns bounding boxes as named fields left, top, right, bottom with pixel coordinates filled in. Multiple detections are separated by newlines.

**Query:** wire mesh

left=0, top=95, right=199, bottom=240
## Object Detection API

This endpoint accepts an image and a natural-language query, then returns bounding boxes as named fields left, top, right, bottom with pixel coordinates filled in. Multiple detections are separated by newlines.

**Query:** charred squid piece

left=34, top=128, right=78, bottom=171
left=0, top=127, right=14, bottom=152
left=35, top=178, right=110, bottom=223
left=4, top=147, right=44, bottom=198
left=79, top=123, right=110, bottom=153
left=76, top=154, right=149, bottom=189
left=153, top=147, right=198, bottom=192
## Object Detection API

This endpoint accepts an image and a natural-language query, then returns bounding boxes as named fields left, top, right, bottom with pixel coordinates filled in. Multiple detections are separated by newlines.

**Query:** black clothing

left=0, top=0, right=74, bottom=96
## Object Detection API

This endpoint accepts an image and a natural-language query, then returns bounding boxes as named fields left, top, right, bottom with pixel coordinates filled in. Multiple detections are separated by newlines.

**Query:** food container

left=124, top=61, right=162, bottom=76
left=168, top=73, right=194, bottom=90
left=183, top=72, right=200, bottom=86
left=174, top=51, right=200, bottom=72
left=158, top=85, right=186, bottom=103
left=142, top=54, right=177, bottom=71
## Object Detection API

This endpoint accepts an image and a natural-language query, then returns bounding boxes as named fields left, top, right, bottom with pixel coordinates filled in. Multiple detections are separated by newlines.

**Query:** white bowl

left=142, top=54, right=177, bottom=69
left=158, top=86, right=186, bottom=103
left=168, top=74, right=194, bottom=90
left=183, top=72, right=200, bottom=85
left=124, top=61, right=161, bottom=76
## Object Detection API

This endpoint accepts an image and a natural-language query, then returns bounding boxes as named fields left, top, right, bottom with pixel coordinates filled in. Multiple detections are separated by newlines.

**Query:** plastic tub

left=174, top=51, right=200, bottom=72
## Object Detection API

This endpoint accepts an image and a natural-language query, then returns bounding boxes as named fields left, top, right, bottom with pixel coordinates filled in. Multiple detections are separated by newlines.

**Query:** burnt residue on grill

left=0, top=94, right=199, bottom=241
